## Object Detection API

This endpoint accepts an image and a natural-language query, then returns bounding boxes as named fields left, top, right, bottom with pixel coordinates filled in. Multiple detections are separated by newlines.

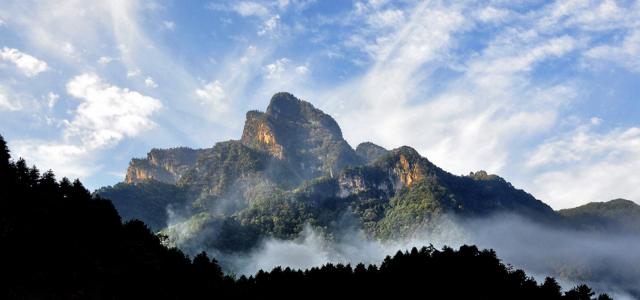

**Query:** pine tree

left=0, top=134, right=10, bottom=168
left=0, top=134, right=12, bottom=193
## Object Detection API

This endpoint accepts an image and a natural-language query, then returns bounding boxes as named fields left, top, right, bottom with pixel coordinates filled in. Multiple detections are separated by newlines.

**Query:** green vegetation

left=97, top=93, right=633, bottom=260
left=375, top=179, right=452, bottom=239
left=559, top=199, right=640, bottom=232
left=0, top=135, right=228, bottom=299
left=355, top=141, right=389, bottom=163
left=2, top=133, right=611, bottom=299
left=233, top=245, right=613, bottom=299
left=96, top=180, right=190, bottom=230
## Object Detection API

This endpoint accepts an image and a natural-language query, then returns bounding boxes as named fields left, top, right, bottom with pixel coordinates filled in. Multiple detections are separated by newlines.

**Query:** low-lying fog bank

left=191, top=214, right=639, bottom=299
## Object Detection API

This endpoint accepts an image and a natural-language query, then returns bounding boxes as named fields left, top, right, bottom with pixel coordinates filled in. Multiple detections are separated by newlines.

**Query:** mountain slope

left=99, top=93, right=566, bottom=251
left=356, top=141, right=389, bottom=163
left=241, top=92, right=363, bottom=179
left=0, top=133, right=612, bottom=300
left=0, top=135, right=227, bottom=299
left=558, top=199, right=640, bottom=233
left=125, top=147, right=202, bottom=184
left=339, top=146, right=557, bottom=238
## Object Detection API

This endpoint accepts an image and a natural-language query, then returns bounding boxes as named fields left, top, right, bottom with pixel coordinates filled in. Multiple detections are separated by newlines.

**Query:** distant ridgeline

left=98, top=92, right=640, bottom=251
left=0, top=134, right=612, bottom=299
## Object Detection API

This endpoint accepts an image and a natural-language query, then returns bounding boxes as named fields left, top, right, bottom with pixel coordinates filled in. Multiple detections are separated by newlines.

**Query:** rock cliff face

left=125, top=148, right=201, bottom=184
left=338, top=166, right=390, bottom=197
left=241, top=111, right=284, bottom=159
left=336, top=147, right=427, bottom=197
left=103, top=91, right=562, bottom=251
left=356, top=142, right=388, bottom=163
left=241, top=92, right=363, bottom=179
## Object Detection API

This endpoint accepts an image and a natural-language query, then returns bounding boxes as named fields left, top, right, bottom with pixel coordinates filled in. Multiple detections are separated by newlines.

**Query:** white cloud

left=196, top=80, right=229, bottom=115
left=0, top=47, right=48, bottom=77
left=258, top=15, right=280, bottom=36
left=590, top=117, right=603, bottom=126
left=46, top=92, right=59, bottom=109
left=0, top=1, right=135, bottom=64
left=476, top=6, right=510, bottom=23
left=260, top=57, right=311, bottom=95
left=264, top=58, right=290, bottom=79
left=585, top=29, right=640, bottom=72
left=11, top=141, right=94, bottom=178
left=367, top=9, right=404, bottom=28
left=126, top=68, right=141, bottom=78
left=145, top=76, right=158, bottom=88
left=0, top=0, right=229, bottom=183
left=526, top=124, right=640, bottom=208
left=62, top=42, right=75, bottom=56
left=65, top=73, right=163, bottom=148
left=1, top=0, right=639, bottom=205
left=0, top=87, right=22, bottom=111
left=277, top=0, right=289, bottom=10
left=320, top=1, right=582, bottom=181
left=295, top=65, right=309, bottom=75
left=467, top=35, right=576, bottom=80
left=9, top=73, right=163, bottom=180
left=529, top=0, right=640, bottom=44
left=232, top=1, right=270, bottom=17
left=97, top=56, right=114, bottom=65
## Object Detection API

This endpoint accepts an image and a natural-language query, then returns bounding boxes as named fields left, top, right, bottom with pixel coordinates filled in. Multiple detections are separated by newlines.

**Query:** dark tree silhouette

left=0, top=133, right=613, bottom=299
left=0, top=134, right=227, bottom=299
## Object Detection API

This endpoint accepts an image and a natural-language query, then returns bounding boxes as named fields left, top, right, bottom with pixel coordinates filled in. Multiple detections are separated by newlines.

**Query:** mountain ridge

left=98, top=92, right=634, bottom=252
left=558, top=198, right=640, bottom=233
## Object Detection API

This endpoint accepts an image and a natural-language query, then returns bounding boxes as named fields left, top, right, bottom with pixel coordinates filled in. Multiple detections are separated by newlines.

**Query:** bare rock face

left=241, top=111, right=284, bottom=159
left=337, top=166, right=393, bottom=198
left=395, top=153, right=424, bottom=187
left=241, top=92, right=363, bottom=179
left=336, top=146, right=427, bottom=197
left=124, top=148, right=200, bottom=184
left=104, top=91, right=560, bottom=248
left=356, top=142, right=388, bottom=163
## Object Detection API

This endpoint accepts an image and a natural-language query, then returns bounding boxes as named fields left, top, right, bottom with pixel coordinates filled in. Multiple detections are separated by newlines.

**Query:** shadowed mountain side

left=241, top=92, right=364, bottom=179
left=98, top=92, right=626, bottom=253
left=96, top=180, right=190, bottom=230
left=558, top=199, right=640, bottom=233
left=356, top=141, right=389, bottom=163
left=2, top=134, right=610, bottom=299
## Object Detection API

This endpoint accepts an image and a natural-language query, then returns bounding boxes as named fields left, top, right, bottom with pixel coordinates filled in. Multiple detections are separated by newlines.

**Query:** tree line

left=0, top=134, right=611, bottom=299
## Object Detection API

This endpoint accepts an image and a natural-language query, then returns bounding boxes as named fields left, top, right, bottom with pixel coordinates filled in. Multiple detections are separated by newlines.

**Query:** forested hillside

left=0, top=134, right=610, bottom=299
left=99, top=93, right=560, bottom=252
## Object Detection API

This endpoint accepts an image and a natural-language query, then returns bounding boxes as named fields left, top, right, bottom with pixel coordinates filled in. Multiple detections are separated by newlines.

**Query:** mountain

left=240, top=92, right=363, bottom=179
left=355, top=142, right=389, bottom=163
left=0, top=135, right=228, bottom=299
left=125, top=147, right=202, bottom=184
left=558, top=199, right=640, bottom=233
left=97, top=93, right=570, bottom=251
left=0, top=133, right=612, bottom=299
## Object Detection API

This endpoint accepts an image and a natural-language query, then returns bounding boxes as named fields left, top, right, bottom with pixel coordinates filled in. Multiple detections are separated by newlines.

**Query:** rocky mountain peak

left=124, top=147, right=200, bottom=184
left=356, top=142, right=388, bottom=163
left=265, top=92, right=343, bottom=137
left=266, top=92, right=305, bottom=119
left=105, top=92, right=564, bottom=248
left=606, top=198, right=637, bottom=206
left=241, top=93, right=362, bottom=179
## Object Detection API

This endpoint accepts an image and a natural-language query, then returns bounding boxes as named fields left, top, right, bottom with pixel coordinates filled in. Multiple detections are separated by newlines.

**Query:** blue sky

left=0, top=0, right=639, bottom=209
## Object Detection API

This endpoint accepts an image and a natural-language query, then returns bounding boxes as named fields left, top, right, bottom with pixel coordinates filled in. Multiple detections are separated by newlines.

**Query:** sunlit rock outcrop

left=125, top=147, right=200, bottom=184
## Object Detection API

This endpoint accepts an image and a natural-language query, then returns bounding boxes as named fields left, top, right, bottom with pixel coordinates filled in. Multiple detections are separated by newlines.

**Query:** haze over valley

left=1, top=1, right=639, bottom=299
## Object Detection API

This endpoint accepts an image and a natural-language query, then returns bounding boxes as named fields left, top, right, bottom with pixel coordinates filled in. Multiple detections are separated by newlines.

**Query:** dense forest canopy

left=0, top=133, right=613, bottom=299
